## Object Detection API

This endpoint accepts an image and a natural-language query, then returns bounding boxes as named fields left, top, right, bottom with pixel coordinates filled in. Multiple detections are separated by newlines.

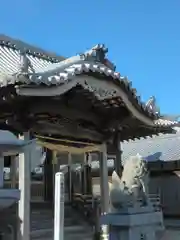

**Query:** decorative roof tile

left=154, top=118, right=178, bottom=126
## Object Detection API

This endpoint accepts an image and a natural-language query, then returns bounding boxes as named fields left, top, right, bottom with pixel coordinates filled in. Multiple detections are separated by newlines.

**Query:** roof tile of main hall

left=0, top=34, right=65, bottom=63
left=122, top=127, right=180, bottom=163
left=0, top=34, right=65, bottom=72
left=0, top=35, right=178, bottom=128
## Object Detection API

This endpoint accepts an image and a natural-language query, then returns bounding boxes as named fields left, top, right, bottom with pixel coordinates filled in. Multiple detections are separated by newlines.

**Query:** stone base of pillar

left=100, top=206, right=164, bottom=240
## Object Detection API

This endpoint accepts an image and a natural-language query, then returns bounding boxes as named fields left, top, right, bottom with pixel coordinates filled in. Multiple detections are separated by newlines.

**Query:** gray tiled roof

left=0, top=42, right=127, bottom=87
left=0, top=37, right=178, bottom=128
left=0, top=34, right=65, bottom=77
left=0, top=46, right=52, bottom=74
left=72, top=127, right=180, bottom=171
left=0, top=34, right=65, bottom=62
left=122, top=127, right=180, bottom=162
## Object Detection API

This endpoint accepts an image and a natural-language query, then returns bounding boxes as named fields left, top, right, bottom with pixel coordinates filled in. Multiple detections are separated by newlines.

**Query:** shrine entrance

left=0, top=36, right=178, bottom=239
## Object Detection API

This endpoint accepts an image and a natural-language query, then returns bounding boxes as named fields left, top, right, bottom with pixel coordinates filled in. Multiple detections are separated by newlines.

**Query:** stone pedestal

left=0, top=202, right=19, bottom=240
left=100, top=206, right=164, bottom=240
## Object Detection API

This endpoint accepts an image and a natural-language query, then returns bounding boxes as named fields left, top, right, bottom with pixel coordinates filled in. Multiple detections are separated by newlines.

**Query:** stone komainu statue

left=109, top=154, right=150, bottom=211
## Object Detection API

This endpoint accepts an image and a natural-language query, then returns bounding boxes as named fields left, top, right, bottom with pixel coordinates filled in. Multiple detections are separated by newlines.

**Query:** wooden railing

left=72, top=193, right=161, bottom=238
left=72, top=194, right=161, bottom=226
left=149, top=193, right=161, bottom=211
left=4, top=181, right=44, bottom=201
left=4, top=180, right=161, bottom=208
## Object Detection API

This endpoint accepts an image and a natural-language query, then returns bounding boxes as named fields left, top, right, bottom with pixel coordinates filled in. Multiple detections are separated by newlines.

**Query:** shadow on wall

left=145, top=151, right=180, bottom=216
left=145, top=152, right=162, bottom=162
left=149, top=171, right=180, bottom=217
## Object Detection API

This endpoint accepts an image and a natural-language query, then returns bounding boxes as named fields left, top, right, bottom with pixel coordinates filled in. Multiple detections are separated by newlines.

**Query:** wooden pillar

left=55, top=152, right=61, bottom=172
left=44, top=149, right=53, bottom=202
left=82, top=153, right=87, bottom=194
left=99, top=144, right=109, bottom=213
left=82, top=153, right=92, bottom=195
left=52, top=151, right=57, bottom=198
left=0, top=155, right=4, bottom=188
left=99, top=144, right=109, bottom=239
left=18, top=132, right=31, bottom=240
left=67, top=152, right=72, bottom=202
left=114, top=132, right=123, bottom=177
left=80, top=164, right=84, bottom=194
left=10, top=155, right=17, bottom=188
left=86, top=153, right=92, bottom=195
left=81, top=168, right=85, bottom=194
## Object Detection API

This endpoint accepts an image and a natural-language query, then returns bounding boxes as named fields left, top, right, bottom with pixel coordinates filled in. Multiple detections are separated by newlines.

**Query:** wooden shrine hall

left=0, top=34, right=179, bottom=239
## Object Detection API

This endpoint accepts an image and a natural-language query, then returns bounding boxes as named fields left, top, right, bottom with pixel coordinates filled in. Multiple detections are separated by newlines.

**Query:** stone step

left=31, top=225, right=93, bottom=239
left=31, top=207, right=74, bottom=218
left=31, top=206, right=93, bottom=240
left=32, top=235, right=92, bottom=240
left=31, top=217, right=89, bottom=230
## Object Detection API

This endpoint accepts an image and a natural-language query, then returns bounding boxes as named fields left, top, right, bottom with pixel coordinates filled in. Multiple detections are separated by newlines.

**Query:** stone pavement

left=158, top=229, right=180, bottom=240
left=30, top=203, right=180, bottom=240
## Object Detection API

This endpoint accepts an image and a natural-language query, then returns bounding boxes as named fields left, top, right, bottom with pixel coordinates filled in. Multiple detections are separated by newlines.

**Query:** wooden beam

left=120, top=127, right=158, bottom=141
left=10, top=155, right=17, bottom=188
left=113, top=132, right=123, bottom=177
left=38, top=141, right=103, bottom=154
left=29, top=102, right=100, bottom=125
left=102, top=114, right=131, bottom=132
left=32, top=121, right=104, bottom=143
left=35, top=135, right=97, bottom=146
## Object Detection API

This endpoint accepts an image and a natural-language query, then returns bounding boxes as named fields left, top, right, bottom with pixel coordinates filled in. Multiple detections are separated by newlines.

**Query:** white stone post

left=0, top=155, right=4, bottom=188
left=11, top=155, right=17, bottom=188
left=18, top=132, right=31, bottom=240
left=99, top=144, right=109, bottom=239
left=54, top=172, right=65, bottom=240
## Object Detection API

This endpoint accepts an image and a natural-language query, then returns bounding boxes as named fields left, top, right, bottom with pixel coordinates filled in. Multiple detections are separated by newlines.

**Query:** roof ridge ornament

left=145, top=96, right=160, bottom=116
left=81, top=44, right=116, bottom=71
left=146, top=97, right=180, bottom=125
left=18, top=49, right=35, bottom=75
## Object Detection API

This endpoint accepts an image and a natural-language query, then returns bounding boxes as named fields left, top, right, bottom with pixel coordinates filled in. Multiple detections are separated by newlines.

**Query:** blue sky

left=0, top=0, right=180, bottom=114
